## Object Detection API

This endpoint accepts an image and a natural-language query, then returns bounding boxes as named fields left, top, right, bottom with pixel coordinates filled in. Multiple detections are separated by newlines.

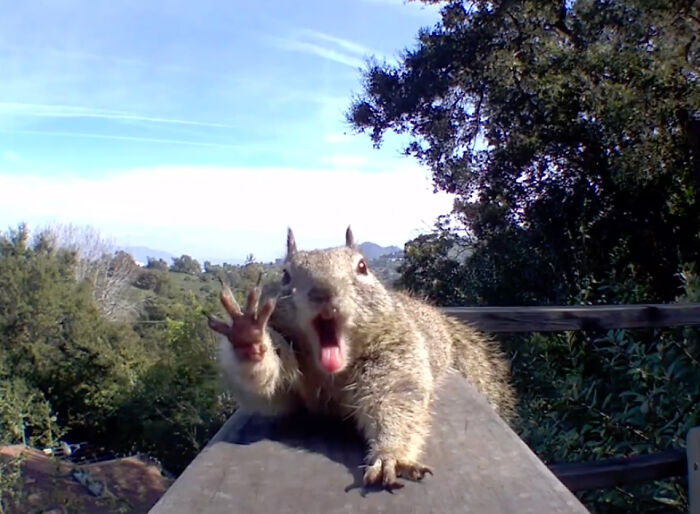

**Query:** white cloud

left=268, top=37, right=366, bottom=69
left=0, top=164, right=452, bottom=262
left=4, top=129, right=243, bottom=150
left=0, top=102, right=238, bottom=128
left=319, top=154, right=369, bottom=168
left=267, top=29, right=388, bottom=69
left=296, top=30, right=373, bottom=56
left=2, top=151, right=21, bottom=163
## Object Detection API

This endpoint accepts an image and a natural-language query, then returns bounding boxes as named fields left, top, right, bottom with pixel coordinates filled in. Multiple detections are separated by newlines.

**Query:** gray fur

left=216, top=228, right=515, bottom=488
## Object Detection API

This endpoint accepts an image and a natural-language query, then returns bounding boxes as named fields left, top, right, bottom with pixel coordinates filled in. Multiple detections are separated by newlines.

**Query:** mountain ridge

left=122, top=241, right=402, bottom=266
left=357, top=242, right=402, bottom=259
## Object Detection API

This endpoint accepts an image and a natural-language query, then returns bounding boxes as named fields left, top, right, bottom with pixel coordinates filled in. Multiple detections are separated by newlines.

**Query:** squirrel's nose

left=308, top=286, right=332, bottom=304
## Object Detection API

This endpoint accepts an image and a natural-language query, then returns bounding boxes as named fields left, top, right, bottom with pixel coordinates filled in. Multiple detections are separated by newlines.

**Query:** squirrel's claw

left=363, top=457, right=431, bottom=490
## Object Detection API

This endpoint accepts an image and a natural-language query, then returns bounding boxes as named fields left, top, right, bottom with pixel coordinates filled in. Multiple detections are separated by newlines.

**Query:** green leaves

left=0, top=224, right=233, bottom=478
left=113, top=298, right=224, bottom=474
left=351, top=0, right=700, bottom=306
left=0, top=377, right=63, bottom=448
left=507, top=275, right=699, bottom=511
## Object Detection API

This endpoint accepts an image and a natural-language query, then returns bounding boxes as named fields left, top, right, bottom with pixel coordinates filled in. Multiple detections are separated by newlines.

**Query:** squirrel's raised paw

left=363, top=456, right=432, bottom=490
left=207, top=286, right=276, bottom=363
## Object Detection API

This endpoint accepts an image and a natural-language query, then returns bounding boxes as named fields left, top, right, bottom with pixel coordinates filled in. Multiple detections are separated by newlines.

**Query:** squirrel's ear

left=286, top=227, right=297, bottom=259
left=345, top=225, right=356, bottom=248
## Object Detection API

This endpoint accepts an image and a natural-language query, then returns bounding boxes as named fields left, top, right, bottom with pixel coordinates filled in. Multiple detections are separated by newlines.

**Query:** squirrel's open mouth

left=312, top=313, right=343, bottom=374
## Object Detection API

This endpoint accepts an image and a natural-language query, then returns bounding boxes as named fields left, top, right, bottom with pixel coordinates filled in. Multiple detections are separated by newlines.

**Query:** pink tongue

left=320, top=346, right=343, bottom=373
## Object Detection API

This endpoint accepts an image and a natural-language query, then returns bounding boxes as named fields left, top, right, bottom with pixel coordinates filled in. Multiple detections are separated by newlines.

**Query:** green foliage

left=0, top=225, right=141, bottom=443
left=365, top=251, right=403, bottom=287
left=0, top=377, right=63, bottom=448
left=509, top=274, right=699, bottom=511
left=111, top=298, right=230, bottom=473
left=350, top=0, right=700, bottom=305
left=170, top=255, right=202, bottom=275
left=146, top=257, right=169, bottom=271
left=0, top=453, right=24, bottom=514
left=133, top=269, right=160, bottom=290
left=0, top=223, right=238, bottom=481
left=202, top=261, right=280, bottom=307
left=398, top=231, right=476, bottom=303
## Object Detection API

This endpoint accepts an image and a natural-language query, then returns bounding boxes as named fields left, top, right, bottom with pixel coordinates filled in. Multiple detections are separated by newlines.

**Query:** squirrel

left=207, top=227, right=516, bottom=489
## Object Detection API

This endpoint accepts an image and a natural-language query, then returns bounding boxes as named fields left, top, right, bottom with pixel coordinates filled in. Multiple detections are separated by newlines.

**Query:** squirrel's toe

left=363, top=457, right=429, bottom=490
left=399, top=462, right=433, bottom=481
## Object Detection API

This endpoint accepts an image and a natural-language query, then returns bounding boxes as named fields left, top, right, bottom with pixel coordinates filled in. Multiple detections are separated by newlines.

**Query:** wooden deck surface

left=149, top=372, right=588, bottom=513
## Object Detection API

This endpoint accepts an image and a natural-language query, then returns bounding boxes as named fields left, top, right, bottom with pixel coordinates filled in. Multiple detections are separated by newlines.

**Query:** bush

left=509, top=270, right=699, bottom=512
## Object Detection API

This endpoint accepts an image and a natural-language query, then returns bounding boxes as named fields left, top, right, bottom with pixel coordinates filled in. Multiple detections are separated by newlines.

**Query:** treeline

left=349, top=0, right=699, bottom=511
left=0, top=221, right=399, bottom=508
left=0, top=223, right=277, bottom=509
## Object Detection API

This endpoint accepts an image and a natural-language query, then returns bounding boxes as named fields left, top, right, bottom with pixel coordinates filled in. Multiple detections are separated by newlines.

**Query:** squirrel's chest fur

left=290, top=343, right=357, bottom=417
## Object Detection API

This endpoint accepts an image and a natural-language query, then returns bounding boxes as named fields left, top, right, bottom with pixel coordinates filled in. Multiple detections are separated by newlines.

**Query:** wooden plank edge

left=441, top=303, right=700, bottom=332
left=548, top=449, right=687, bottom=492
left=688, top=427, right=700, bottom=514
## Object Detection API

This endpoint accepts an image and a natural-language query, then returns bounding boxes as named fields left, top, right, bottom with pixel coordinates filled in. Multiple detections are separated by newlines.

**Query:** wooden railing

left=149, top=303, right=700, bottom=514
left=442, top=303, right=700, bottom=332
left=446, top=303, right=700, bottom=510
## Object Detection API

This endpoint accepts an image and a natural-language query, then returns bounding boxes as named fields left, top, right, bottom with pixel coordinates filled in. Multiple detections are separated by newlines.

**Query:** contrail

left=267, top=37, right=365, bottom=68
left=1, top=129, right=243, bottom=149
left=0, top=102, right=238, bottom=129
left=298, top=29, right=374, bottom=56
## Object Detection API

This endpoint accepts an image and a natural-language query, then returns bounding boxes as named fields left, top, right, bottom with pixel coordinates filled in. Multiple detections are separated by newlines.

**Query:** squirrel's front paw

left=208, top=286, right=275, bottom=363
left=363, top=456, right=432, bottom=490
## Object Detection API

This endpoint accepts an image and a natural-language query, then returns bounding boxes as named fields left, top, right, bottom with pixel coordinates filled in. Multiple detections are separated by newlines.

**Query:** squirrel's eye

left=356, top=259, right=368, bottom=275
left=282, top=269, right=291, bottom=285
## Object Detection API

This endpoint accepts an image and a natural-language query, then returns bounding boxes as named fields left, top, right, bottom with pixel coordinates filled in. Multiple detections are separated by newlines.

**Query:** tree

left=203, top=261, right=224, bottom=278
left=349, top=0, right=700, bottom=305
left=36, top=224, right=139, bottom=320
left=170, top=255, right=202, bottom=275
left=0, top=224, right=232, bottom=477
left=133, top=269, right=160, bottom=290
left=243, top=254, right=261, bottom=284
left=146, top=257, right=169, bottom=271
left=112, top=299, right=228, bottom=474
left=0, top=226, right=146, bottom=444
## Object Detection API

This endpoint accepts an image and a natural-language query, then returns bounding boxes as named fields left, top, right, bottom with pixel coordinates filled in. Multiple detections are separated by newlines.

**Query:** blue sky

left=0, top=0, right=453, bottom=262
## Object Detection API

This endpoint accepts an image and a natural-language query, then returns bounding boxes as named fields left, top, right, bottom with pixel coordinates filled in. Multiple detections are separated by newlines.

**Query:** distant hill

left=358, top=242, right=403, bottom=259
left=121, top=241, right=402, bottom=268
left=121, top=246, right=175, bottom=266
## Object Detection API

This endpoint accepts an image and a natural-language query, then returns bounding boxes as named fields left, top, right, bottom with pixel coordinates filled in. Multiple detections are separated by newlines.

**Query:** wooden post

left=689, top=427, right=700, bottom=514
left=149, top=373, right=587, bottom=514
